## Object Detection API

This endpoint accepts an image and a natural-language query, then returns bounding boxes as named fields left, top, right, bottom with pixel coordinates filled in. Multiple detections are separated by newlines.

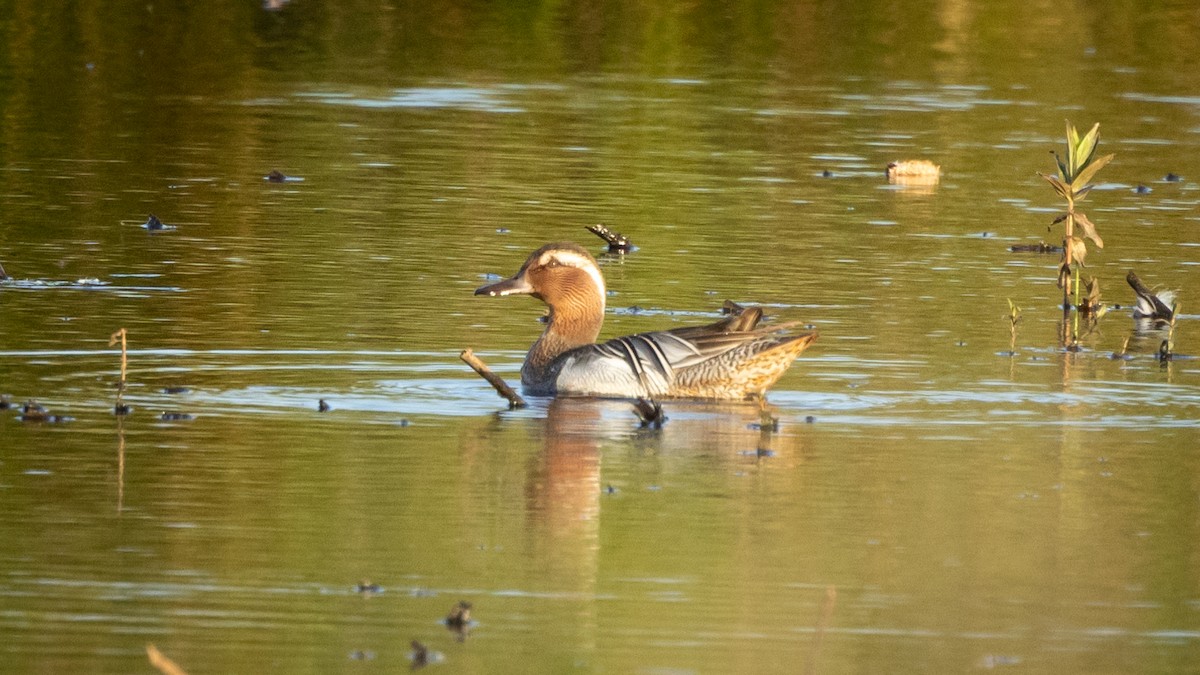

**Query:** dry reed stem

left=109, top=328, right=128, bottom=409
left=460, top=349, right=527, bottom=408
left=146, top=644, right=190, bottom=675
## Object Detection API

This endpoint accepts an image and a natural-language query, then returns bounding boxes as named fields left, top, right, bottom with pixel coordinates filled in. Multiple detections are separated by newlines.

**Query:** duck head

left=475, top=242, right=608, bottom=354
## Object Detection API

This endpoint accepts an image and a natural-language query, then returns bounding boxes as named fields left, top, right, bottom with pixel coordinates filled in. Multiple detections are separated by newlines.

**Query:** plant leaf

left=1072, top=184, right=1095, bottom=203
left=1051, top=212, right=1069, bottom=225
left=1074, top=211, right=1104, bottom=248
left=1052, top=151, right=1069, bottom=181
left=1038, top=172, right=1071, bottom=199
left=1068, top=237, right=1088, bottom=267
left=1070, top=153, right=1114, bottom=193
left=1073, top=123, right=1101, bottom=175
left=1066, top=120, right=1080, bottom=175
left=1057, top=261, right=1072, bottom=288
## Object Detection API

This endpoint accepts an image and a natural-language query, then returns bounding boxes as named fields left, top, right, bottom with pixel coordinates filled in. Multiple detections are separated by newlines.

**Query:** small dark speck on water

left=160, top=412, right=194, bottom=421
left=265, top=170, right=288, bottom=182
left=805, top=416, right=816, bottom=424
left=0, top=395, right=12, bottom=410
left=113, top=404, right=132, bottom=416
left=957, top=340, right=968, bottom=347
left=162, top=386, right=190, bottom=394
left=820, top=169, right=833, bottom=178
left=605, top=484, right=617, bottom=494
left=348, top=650, right=376, bottom=661
left=496, top=227, right=510, bottom=234
left=318, top=399, right=331, bottom=412
left=1165, top=172, right=1182, bottom=182
left=1135, top=184, right=1152, bottom=194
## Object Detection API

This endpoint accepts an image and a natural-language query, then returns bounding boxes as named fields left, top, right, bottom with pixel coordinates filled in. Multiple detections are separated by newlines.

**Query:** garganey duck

left=475, top=242, right=817, bottom=400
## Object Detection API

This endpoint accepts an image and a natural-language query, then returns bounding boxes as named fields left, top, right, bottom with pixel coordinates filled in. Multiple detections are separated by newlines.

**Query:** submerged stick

left=146, top=644, right=190, bottom=675
left=460, top=349, right=527, bottom=409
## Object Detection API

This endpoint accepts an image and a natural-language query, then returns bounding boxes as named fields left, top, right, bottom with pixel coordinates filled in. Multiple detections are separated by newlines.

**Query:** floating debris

left=354, top=580, right=383, bottom=596
left=0, top=395, right=11, bottom=410
left=1127, top=271, right=1176, bottom=321
left=141, top=214, right=175, bottom=231
left=1009, top=242, right=1063, bottom=254
left=409, top=640, right=435, bottom=669
left=114, top=404, right=133, bottom=416
left=445, top=600, right=472, bottom=631
left=265, top=169, right=289, bottom=183
left=805, top=415, right=816, bottom=424
left=159, top=412, right=194, bottom=421
left=1135, top=183, right=1152, bottom=194
left=585, top=223, right=636, bottom=253
left=632, top=398, right=667, bottom=429
left=0, top=261, right=7, bottom=280
left=820, top=169, right=834, bottom=178
left=1164, top=172, right=1182, bottom=182
left=162, top=386, right=190, bottom=394
left=1158, top=339, right=1175, bottom=362
left=318, top=399, right=331, bottom=412
left=18, top=401, right=71, bottom=423
left=886, top=159, right=941, bottom=186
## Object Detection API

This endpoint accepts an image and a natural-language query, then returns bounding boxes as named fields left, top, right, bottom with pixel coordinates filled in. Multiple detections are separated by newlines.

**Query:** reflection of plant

left=1038, top=121, right=1113, bottom=312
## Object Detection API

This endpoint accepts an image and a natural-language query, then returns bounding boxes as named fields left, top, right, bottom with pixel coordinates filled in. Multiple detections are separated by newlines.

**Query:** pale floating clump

left=886, top=160, right=941, bottom=186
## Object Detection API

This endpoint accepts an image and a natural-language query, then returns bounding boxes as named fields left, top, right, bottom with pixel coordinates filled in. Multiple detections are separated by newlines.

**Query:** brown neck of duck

left=522, top=295, right=604, bottom=382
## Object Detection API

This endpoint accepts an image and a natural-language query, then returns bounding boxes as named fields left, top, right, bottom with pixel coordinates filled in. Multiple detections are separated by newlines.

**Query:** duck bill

left=475, top=275, right=533, bottom=297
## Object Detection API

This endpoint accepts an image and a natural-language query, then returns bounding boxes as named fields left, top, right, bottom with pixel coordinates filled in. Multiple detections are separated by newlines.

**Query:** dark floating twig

left=160, top=413, right=194, bottom=421
left=1158, top=339, right=1175, bottom=362
left=354, top=579, right=383, bottom=596
left=460, top=349, right=527, bottom=409
left=146, top=644, right=190, bottom=675
left=585, top=223, right=636, bottom=253
left=162, top=386, right=190, bottom=394
left=632, top=397, right=666, bottom=428
left=109, top=328, right=131, bottom=415
left=1009, top=242, right=1064, bottom=254
left=265, top=169, right=289, bottom=182
left=318, top=399, right=331, bottom=412
left=721, top=299, right=746, bottom=315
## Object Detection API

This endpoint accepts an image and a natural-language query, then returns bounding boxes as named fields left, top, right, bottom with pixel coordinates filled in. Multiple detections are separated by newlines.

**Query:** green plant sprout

left=1038, top=121, right=1114, bottom=314
left=1006, top=298, right=1022, bottom=355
